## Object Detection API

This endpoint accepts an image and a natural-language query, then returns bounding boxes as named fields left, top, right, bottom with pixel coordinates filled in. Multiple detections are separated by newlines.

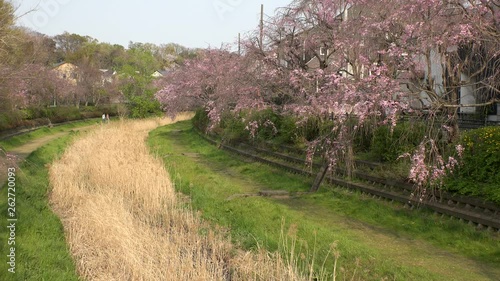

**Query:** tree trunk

left=310, top=162, right=329, bottom=192
left=447, top=106, right=460, bottom=143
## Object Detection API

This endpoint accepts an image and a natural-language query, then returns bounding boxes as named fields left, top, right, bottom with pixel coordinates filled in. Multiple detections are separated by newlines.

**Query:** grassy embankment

left=0, top=118, right=100, bottom=150
left=148, top=120, right=500, bottom=281
left=0, top=131, right=82, bottom=280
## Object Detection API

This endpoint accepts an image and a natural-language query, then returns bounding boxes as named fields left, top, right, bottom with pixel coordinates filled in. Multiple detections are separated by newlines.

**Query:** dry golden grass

left=49, top=114, right=313, bottom=281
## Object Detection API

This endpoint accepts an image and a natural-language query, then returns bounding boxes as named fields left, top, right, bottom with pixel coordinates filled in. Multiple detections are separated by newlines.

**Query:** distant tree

left=74, top=59, right=103, bottom=106
left=28, top=31, right=59, bottom=65
left=53, top=31, right=96, bottom=63
left=156, top=48, right=248, bottom=123
left=119, top=64, right=161, bottom=118
left=0, top=0, right=29, bottom=112
left=16, top=64, right=74, bottom=107
left=125, top=42, right=162, bottom=75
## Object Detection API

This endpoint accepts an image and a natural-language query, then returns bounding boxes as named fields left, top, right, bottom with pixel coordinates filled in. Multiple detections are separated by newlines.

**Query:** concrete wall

left=460, top=73, right=476, bottom=114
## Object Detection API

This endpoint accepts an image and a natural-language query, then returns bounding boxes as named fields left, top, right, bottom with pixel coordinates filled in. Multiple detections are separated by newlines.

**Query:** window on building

left=320, top=47, right=328, bottom=56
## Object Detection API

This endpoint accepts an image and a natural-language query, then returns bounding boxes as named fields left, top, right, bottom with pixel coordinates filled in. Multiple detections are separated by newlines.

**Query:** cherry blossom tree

left=260, top=0, right=497, bottom=195
left=19, top=64, right=74, bottom=107
left=354, top=0, right=499, bottom=198
left=156, top=0, right=499, bottom=198
left=156, top=47, right=267, bottom=129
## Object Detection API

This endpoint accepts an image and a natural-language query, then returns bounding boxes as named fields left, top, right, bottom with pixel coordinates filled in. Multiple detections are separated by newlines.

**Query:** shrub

left=23, top=106, right=81, bottom=123
left=354, top=121, right=377, bottom=153
left=275, top=114, right=299, bottom=145
left=297, top=116, right=322, bottom=142
left=219, top=112, right=248, bottom=144
left=192, top=108, right=210, bottom=132
left=249, top=109, right=280, bottom=143
left=459, top=126, right=500, bottom=181
left=370, top=121, right=427, bottom=162
left=0, top=111, right=23, bottom=131
left=0, top=105, right=121, bottom=134
left=127, top=94, right=163, bottom=118
left=195, top=109, right=337, bottom=148
left=445, top=126, right=500, bottom=203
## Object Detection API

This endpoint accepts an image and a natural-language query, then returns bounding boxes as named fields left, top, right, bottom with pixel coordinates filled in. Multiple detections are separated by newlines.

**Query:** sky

left=12, top=0, right=292, bottom=49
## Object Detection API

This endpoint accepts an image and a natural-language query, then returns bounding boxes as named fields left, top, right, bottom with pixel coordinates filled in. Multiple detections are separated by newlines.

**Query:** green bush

left=460, top=126, right=500, bottom=181
left=192, top=108, right=210, bottom=132
left=0, top=111, right=23, bottom=131
left=354, top=121, right=377, bottom=153
left=219, top=112, right=248, bottom=144
left=274, top=114, right=299, bottom=145
left=297, top=116, right=322, bottom=142
left=23, top=106, right=82, bottom=123
left=127, top=94, right=163, bottom=118
left=370, top=121, right=427, bottom=162
left=0, top=105, right=121, bottom=134
left=195, top=109, right=336, bottom=148
left=445, top=126, right=500, bottom=203
left=250, top=109, right=280, bottom=142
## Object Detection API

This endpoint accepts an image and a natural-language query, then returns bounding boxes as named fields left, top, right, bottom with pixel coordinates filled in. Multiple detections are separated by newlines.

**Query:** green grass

left=148, top=121, right=500, bottom=281
left=0, top=119, right=100, bottom=150
left=0, top=132, right=80, bottom=281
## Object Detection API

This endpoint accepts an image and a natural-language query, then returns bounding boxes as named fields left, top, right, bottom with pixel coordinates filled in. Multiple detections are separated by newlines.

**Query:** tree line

left=0, top=0, right=199, bottom=130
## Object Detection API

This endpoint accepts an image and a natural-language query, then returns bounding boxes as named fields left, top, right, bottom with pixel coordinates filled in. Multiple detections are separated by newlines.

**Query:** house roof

left=99, top=69, right=117, bottom=77
left=52, top=62, right=78, bottom=70
left=152, top=69, right=174, bottom=78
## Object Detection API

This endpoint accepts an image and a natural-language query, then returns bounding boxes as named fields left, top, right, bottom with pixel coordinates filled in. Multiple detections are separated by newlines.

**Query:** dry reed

left=49, top=114, right=314, bottom=281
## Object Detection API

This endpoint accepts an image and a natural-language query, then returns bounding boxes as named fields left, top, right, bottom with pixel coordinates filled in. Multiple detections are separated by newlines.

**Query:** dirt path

left=0, top=125, right=97, bottom=186
left=9, top=124, right=96, bottom=157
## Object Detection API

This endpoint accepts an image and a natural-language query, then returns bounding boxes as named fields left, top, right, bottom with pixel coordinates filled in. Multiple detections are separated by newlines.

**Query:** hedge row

left=193, top=108, right=426, bottom=162
left=193, top=109, right=500, bottom=204
left=0, top=105, right=119, bottom=132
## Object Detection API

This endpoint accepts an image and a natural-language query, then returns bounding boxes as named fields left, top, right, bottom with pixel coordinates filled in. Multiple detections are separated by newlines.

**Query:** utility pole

left=238, top=33, right=241, bottom=56
left=260, top=4, right=264, bottom=50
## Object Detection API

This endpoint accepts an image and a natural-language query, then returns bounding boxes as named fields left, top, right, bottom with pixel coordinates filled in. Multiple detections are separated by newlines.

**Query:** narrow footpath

left=0, top=124, right=96, bottom=187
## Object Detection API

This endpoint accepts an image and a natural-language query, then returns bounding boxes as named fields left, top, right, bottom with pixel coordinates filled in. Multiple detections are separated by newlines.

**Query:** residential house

left=151, top=70, right=169, bottom=78
left=99, top=69, right=117, bottom=84
left=274, top=3, right=499, bottom=124
left=151, top=64, right=179, bottom=78
left=52, top=62, right=79, bottom=85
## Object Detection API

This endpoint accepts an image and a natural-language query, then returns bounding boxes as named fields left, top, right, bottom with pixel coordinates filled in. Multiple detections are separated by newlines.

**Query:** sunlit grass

left=0, top=132, right=80, bottom=281
left=147, top=120, right=500, bottom=281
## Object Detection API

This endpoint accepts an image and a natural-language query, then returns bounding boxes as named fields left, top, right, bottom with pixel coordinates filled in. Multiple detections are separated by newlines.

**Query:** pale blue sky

left=12, top=0, right=291, bottom=48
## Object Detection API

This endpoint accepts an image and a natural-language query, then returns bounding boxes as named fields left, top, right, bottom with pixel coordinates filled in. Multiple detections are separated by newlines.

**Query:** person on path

left=102, top=113, right=106, bottom=124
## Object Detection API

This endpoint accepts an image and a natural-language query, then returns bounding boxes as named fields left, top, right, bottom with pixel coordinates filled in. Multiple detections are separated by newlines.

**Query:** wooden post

left=310, top=162, right=329, bottom=192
